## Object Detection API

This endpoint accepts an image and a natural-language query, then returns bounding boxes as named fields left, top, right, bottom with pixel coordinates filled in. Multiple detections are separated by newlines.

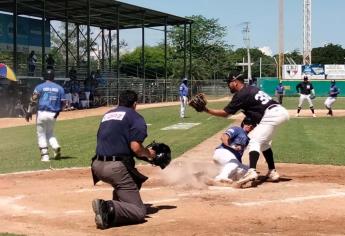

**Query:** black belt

left=96, top=155, right=124, bottom=162
left=267, top=104, right=279, bottom=110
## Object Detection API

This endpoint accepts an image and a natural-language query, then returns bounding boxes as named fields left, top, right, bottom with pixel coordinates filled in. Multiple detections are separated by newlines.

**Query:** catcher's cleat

left=53, top=147, right=61, bottom=160
left=41, top=155, right=50, bottom=162
left=236, top=168, right=258, bottom=186
left=266, top=169, right=280, bottom=182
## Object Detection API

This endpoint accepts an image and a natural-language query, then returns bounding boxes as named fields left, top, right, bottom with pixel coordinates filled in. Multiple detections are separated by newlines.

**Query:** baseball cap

left=331, top=79, right=336, bottom=83
left=303, top=76, right=308, bottom=80
left=225, top=73, right=244, bottom=83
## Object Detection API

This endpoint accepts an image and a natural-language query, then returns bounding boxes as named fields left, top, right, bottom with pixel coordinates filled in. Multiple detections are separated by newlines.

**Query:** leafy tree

left=312, top=43, right=345, bottom=64
left=168, top=15, right=232, bottom=80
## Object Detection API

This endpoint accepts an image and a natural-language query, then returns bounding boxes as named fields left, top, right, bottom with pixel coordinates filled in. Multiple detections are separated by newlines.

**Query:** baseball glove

left=309, top=94, right=316, bottom=100
left=147, top=141, right=171, bottom=169
left=189, top=93, right=207, bottom=112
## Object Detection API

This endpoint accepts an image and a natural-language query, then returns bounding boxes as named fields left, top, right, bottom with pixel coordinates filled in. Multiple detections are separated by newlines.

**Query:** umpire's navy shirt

left=96, top=106, right=147, bottom=157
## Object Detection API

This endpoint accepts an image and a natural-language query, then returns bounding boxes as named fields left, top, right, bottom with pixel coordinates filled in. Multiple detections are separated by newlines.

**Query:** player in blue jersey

left=324, top=80, right=340, bottom=116
left=275, top=82, right=285, bottom=104
left=206, top=117, right=256, bottom=186
left=25, top=69, right=65, bottom=162
left=179, top=77, right=189, bottom=118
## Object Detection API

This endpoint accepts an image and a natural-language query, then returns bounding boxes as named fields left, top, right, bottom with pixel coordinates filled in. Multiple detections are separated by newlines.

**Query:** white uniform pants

left=85, top=91, right=91, bottom=108
left=213, top=148, right=248, bottom=181
left=298, top=94, right=313, bottom=107
left=324, top=97, right=336, bottom=109
left=248, top=105, right=289, bottom=153
left=36, top=111, right=60, bottom=150
left=180, top=96, right=187, bottom=118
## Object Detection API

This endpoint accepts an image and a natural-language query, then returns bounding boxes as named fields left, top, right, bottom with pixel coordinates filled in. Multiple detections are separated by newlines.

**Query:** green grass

left=273, top=117, right=345, bottom=165
left=1, top=99, right=345, bottom=174
left=0, top=104, right=230, bottom=174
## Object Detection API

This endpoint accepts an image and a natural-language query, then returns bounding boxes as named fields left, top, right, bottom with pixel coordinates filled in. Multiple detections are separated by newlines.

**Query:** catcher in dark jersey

left=203, top=73, right=289, bottom=187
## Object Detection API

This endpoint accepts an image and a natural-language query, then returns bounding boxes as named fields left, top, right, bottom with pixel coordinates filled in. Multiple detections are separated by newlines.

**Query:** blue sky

left=119, top=0, right=345, bottom=55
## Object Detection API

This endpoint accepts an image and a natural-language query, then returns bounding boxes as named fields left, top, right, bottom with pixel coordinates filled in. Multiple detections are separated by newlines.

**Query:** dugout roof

left=0, top=0, right=192, bottom=29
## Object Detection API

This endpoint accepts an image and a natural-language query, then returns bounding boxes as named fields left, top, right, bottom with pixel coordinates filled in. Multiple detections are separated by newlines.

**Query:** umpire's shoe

left=92, top=199, right=115, bottom=229
left=236, top=168, right=258, bottom=186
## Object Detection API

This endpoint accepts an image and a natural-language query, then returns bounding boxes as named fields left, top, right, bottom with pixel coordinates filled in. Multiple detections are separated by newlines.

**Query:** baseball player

left=207, top=117, right=256, bottom=186
left=324, top=80, right=340, bottom=116
left=25, top=69, right=65, bottom=162
left=179, top=77, right=189, bottom=118
left=296, top=76, right=316, bottom=117
left=200, top=73, right=289, bottom=187
left=275, top=82, right=285, bottom=105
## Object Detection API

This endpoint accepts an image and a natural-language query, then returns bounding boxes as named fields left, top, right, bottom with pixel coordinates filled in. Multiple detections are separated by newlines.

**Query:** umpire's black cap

left=225, top=73, right=245, bottom=83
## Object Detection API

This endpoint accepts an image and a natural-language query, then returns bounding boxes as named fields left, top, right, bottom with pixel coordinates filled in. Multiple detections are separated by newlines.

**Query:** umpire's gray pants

left=92, top=160, right=146, bottom=225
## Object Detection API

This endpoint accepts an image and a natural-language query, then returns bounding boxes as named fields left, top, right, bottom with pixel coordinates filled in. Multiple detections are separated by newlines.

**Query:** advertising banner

left=283, top=65, right=302, bottom=80
left=324, top=65, right=345, bottom=79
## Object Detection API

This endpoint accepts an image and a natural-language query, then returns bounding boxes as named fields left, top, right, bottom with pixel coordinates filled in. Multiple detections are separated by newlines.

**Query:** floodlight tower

left=303, top=0, right=312, bottom=65
left=278, top=0, right=284, bottom=80
left=242, top=22, right=252, bottom=81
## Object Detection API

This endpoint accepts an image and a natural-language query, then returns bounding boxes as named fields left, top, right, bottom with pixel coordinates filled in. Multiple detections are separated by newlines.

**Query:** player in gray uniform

left=324, top=80, right=340, bottom=116
left=201, top=73, right=289, bottom=187
left=207, top=117, right=256, bottom=186
left=296, top=76, right=316, bottom=117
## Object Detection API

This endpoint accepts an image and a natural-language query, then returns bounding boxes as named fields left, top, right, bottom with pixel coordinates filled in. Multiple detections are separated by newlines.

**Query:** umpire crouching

left=91, top=90, right=156, bottom=229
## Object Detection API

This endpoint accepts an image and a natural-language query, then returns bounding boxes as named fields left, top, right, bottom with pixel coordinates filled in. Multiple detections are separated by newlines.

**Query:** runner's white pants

left=180, top=96, right=188, bottom=118
left=298, top=94, right=313, bottom=107
left=213, top=148, right=248, bottom=180
left=324, top=97, right=336, bottom=108
left=36, top=111, right=60, bottom=150
left=248, top=105, right=289, bottom=153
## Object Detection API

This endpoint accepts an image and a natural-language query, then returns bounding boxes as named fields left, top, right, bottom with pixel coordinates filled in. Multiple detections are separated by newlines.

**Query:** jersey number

left=254, top=91, right=272, bottom=105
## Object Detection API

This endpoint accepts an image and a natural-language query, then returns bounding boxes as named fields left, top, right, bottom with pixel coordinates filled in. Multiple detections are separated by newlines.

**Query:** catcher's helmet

left=241, top=117, right=256, bottom=128
left=44, top=69, right=55, bottom=80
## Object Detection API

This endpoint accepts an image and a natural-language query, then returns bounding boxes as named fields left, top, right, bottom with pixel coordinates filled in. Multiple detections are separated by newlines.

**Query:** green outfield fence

left=258, top=77, right=345, bottom=97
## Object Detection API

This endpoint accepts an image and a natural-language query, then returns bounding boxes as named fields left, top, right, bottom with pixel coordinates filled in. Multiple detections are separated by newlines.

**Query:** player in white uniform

left=201, top=73, right=289, bottom=187
left=324, top=80, right=340, bottom=116
left=25, top=69, right=65, bottom=162
left=179, top=78, right=189, bottom=118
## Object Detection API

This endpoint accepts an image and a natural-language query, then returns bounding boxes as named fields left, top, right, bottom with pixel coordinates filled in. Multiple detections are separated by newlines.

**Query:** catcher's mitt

left=309, top=94, right=316, bottom=100
left=147, top=141, right=171, bottom=169
left=189, top=93, right=207, bottom=112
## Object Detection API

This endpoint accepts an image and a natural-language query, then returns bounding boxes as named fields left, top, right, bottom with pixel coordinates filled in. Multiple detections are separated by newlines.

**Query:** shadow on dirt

left=145, top=204, right=177, bottom=215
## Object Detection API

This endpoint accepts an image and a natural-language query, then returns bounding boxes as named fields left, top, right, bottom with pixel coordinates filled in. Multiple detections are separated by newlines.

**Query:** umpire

left=91, top=90, right=156, bottom=229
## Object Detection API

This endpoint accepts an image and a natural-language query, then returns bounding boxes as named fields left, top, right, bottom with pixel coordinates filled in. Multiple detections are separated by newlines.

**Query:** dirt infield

left=1, top=104, right=345, bottom=235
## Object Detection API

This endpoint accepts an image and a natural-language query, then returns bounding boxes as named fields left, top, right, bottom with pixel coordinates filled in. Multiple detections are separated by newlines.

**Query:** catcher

left=91, top=90, right=171, bottom=229
left=189, top=73, right=289, bottom=188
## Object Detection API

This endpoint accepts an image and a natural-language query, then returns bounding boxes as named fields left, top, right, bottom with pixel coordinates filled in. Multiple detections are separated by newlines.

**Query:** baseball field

left=1, top=97, right=345, bottom=235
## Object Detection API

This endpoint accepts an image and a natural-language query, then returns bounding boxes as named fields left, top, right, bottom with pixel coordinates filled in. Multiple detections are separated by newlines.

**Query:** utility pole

left=278, top=0, right=285, bottom=80
left=303, top=0, right=312, bottom=65
left=242, top=22, right=252, bottom=82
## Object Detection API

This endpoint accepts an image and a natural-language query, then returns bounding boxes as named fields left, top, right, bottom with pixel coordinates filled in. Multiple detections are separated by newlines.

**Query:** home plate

left=161, top=123, right=200, bottom=130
